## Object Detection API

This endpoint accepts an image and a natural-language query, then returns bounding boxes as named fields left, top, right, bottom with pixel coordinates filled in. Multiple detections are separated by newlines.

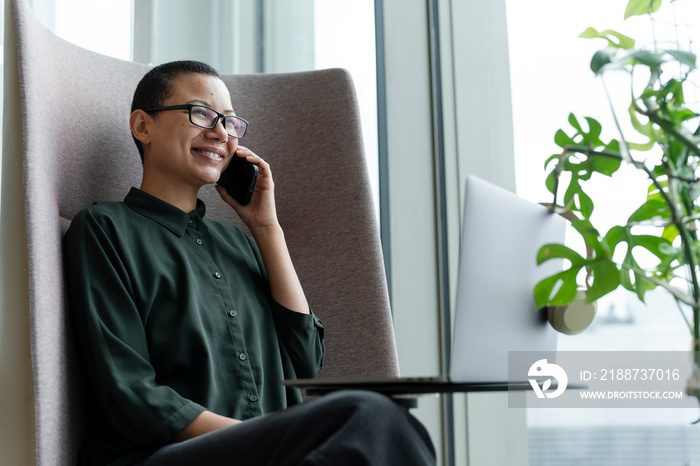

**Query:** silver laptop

left=448, top=175, right=562, bottom=383
left=283, top=175, right=565, bottom=394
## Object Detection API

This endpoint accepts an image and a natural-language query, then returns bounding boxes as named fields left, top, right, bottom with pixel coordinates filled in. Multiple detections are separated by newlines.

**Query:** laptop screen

left=449, top=175, right=565, bottom=383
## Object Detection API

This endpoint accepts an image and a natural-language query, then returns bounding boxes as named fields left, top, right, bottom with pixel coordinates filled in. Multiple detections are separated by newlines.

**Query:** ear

left=130, top=109, right=152, bottom=146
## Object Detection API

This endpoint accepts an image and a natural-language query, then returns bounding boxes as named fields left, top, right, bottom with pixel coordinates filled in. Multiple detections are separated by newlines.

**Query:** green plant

left=535, top=0, right=700, bottom=352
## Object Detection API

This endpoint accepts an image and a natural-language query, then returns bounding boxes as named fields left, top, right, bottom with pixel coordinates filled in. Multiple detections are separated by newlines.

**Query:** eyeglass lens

left=190, top=105, right=246, bottom=138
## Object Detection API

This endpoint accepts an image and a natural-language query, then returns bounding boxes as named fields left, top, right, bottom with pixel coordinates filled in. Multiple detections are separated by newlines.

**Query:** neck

left=139, top=175, right=200, bottom=213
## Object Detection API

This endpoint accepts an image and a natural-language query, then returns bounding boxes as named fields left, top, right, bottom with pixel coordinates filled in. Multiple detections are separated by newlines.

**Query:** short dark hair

left=131, top=60, right=223, bottom=162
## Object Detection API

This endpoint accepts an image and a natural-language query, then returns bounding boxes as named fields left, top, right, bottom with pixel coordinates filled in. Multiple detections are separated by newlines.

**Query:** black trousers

left=135, top=390, right=436, bottom=466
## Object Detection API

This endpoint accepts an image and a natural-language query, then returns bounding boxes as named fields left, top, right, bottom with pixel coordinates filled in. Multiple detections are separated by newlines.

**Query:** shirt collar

left=124, top=187, right=208, bottom=237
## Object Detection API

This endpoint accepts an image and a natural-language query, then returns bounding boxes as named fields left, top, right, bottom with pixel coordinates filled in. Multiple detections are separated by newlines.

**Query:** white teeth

left=196, top=149, right=222, bottom=159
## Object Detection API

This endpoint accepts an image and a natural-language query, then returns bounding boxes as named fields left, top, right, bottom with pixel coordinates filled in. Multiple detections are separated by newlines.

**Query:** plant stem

left=644, top=110, right=700, bottom=158
left=562, top=143, right=700, bottom=350
left=666, top=175, right=700, bottom=352
left=619, top=262, right=695, bottom=306
left=673, top=297, right=694, bottom=334
left=635, top=103, right=700, bottom=351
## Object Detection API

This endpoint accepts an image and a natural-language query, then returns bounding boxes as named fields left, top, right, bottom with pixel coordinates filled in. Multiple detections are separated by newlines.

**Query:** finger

left=215, top=184, right=240, bottom=209
left=235, top=146, right=266, bottom=164
left=231, top=147, right=273, bottom=188
left=236, top=149, right=271, bottom=179
left=235, top=146, right=257, bottom=160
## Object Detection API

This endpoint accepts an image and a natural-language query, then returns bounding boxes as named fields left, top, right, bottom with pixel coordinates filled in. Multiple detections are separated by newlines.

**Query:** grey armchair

left=6, top=0, right=399, bottom=463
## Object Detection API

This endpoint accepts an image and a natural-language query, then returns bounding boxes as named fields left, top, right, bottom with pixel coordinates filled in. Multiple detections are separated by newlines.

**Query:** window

left=30, top=0, right=131, bottom=60
left=315, top=1, right=379, bottom=215
left=130, top=0, right=380, bottom=216
left=507, top=1, right=700, bottom=463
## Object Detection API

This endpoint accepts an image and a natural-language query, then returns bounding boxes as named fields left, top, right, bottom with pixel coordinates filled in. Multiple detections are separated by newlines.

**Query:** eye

left=191, top=106, right=208, bottom=117
left=224, top=117, right=247, bottom=137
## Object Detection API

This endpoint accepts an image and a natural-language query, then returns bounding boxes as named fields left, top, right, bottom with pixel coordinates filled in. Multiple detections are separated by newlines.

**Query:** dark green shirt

left=64, top=188, right=324, bottom=466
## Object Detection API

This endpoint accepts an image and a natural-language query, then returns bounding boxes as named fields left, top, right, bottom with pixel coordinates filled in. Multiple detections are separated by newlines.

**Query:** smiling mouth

left=193, top=149, right=224, bottom=162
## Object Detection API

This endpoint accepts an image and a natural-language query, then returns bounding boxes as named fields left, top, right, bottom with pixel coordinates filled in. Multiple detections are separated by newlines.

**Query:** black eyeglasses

left=143, top=104, right=248, bottom=139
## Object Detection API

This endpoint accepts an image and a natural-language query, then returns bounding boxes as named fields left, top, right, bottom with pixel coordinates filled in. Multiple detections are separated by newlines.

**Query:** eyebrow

left=187, top=99, right=235, bottom=115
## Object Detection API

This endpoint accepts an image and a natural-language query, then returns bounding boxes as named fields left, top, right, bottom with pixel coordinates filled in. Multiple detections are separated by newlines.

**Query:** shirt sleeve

left=64, top=208, right=205, bottom=450
left=270, top=301, right=325, bottom=379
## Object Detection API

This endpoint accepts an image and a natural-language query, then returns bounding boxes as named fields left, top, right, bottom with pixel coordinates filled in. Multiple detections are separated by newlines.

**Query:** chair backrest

left=8, top=0, right=399, bottom=463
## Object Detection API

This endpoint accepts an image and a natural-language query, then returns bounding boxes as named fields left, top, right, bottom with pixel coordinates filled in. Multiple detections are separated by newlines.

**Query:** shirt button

left=188, top=218, right=194, bottom=224
left=249, top=394, right=258, bottom=402
left=196, top=239, right=203, bottom=245
left=239, top=353, right=247, bottom=361
left=229, top=310, right=237, bottom=317
left=214, top=272, right=222, bottom=279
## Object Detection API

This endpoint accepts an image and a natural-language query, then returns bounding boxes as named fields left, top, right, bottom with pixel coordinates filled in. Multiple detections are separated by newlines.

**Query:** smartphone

left=217, top=155, right=259, bottom=205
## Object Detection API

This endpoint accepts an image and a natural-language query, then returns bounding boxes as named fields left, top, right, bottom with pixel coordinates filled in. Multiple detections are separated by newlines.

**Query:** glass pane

left=314, top=0, right=379, bottom=216
left=130, top=0, right=379, bottom=219
left=33, top=0, right=132, bottom=60
left=507, top=0, right=700, bottom=463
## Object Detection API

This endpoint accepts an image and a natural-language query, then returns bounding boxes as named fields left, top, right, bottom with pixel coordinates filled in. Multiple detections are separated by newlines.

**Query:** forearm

left=251, top=224, right=310, bottom=315
left=172, top=411, right=241, bottom=442
left=215, top=149, right=309, bottom=314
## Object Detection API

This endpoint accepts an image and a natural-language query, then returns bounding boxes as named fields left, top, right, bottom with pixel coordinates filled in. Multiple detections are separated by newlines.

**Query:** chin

left=197, top=170, right=223, bottom=186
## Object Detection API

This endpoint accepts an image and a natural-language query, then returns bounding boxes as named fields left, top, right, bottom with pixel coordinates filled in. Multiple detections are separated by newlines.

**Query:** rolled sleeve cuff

left=271, top=301, right=325, bottom=378
left=150, top=401, right=207, bottom=446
